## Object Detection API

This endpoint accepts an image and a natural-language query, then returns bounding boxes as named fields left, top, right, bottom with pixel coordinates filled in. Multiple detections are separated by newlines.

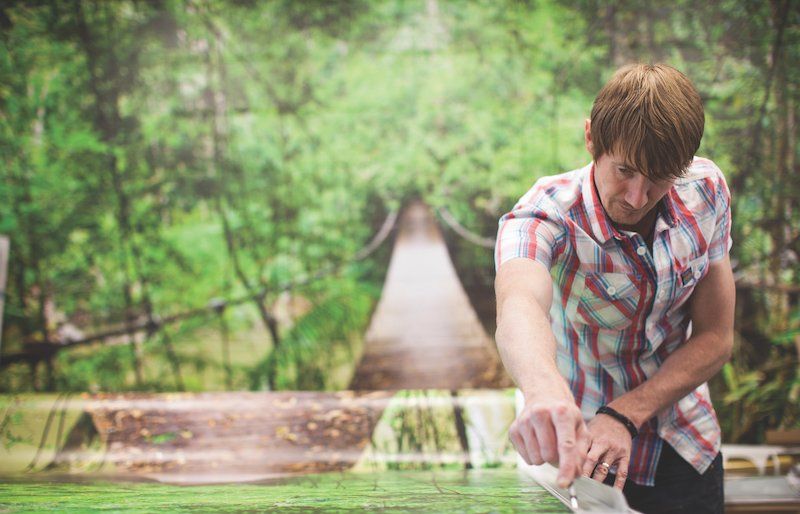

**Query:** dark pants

left=604, top=443, right=724, bottom=514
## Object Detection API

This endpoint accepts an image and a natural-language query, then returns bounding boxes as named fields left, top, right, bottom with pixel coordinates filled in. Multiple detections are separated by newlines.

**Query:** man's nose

left=625, top=177, right=649, bottom=210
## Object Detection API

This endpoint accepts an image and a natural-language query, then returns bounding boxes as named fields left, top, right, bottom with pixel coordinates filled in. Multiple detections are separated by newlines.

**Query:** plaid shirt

left=495, top=157, right=732, bottom=486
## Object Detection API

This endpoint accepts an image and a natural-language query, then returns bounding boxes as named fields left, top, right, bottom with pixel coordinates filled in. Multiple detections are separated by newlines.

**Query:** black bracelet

left=596, top=405, right=639, bottom=439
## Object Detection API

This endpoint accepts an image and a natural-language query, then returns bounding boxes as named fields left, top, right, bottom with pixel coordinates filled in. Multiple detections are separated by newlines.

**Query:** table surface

left=0, top=468, right=569, bottom=513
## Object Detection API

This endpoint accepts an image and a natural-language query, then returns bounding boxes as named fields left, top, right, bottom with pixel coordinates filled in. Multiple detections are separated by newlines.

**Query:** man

left=494, top=64, right=734, bottom=513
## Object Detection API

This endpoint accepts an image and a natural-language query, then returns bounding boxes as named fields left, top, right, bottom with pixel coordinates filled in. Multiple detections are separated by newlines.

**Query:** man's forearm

left=609, top=330, right=733, bottom=428
left=495, top=294, right=573, bottom=402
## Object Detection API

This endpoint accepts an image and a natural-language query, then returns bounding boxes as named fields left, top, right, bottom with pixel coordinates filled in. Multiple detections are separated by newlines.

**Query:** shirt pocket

left=666, top=253, right=710, bottom=314
left=576, top=272, right=642, bottom=330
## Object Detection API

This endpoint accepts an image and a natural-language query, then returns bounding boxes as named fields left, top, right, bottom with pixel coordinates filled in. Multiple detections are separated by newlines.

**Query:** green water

left=0, top=469, right=567, bottom=513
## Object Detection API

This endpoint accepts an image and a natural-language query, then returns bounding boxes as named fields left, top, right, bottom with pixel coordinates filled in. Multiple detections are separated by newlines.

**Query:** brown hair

left=590, top=63, right=704, bottom=181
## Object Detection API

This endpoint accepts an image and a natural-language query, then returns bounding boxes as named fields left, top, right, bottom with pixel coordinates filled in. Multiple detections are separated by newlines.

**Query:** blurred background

left=0, top=0, right=798, bottom=453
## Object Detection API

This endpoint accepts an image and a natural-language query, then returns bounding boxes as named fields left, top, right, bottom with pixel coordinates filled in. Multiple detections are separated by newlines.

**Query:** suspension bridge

left=0, top=199, right=513, bottom=483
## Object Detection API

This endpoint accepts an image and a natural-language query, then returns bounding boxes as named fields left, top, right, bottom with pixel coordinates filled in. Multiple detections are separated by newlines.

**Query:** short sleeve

left=707, top=169, right=733, bottom=262
left=494, top=203, right=564, bottom=273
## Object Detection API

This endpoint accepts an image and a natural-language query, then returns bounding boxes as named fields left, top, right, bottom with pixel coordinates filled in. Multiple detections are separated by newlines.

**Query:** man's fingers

left=520, top=426, right=544, bottom=465
left=552, top=406, right=583, bottom=487
left=582, top=435, right=604, bottom=477
left=509, top=426, right=531, bottom=465
left=581, top=453, right=598, bottom=478
left=512, top=402, right=587, bottom=488
left=591, top=454, right=612, bottom=481
left=576, top=421, right=592, bottom=457
left=613, top=457, right=629, bottom=490
left=533, top=413, right=558, bottom=465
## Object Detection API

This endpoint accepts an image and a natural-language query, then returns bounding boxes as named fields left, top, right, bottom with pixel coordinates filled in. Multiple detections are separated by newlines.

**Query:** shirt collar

left=581, top=162, right=678, bottom=245
left=656, top=188, right=679, bottom=233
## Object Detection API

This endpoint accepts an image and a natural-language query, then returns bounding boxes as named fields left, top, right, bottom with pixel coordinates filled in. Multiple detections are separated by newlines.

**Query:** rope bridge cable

left=353, top=209, right=399, bottom=261
left=276, top=208, right=400, bottom=291
left=0, top=209, right=399, bottom=369
left=436, top=206, right=496, bottom=249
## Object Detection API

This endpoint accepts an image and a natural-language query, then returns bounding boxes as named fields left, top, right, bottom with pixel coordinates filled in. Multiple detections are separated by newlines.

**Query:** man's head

left=584, top=63, right=704, bottom=229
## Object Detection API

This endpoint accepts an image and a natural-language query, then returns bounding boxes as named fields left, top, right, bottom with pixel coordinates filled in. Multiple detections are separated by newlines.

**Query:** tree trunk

left=768, top=0, right=790, bottom=332
left=203, top=23, right=282, bottom=386
left=604, top=3, right=617, bottom=67
left=451, top=390, right=473, bottom=470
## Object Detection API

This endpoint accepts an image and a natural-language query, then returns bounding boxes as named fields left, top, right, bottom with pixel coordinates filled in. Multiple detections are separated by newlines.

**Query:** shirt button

left=606, top=286, right=617, bottom=295
left=636, top=246, right=647, bottom=256
left=694, top=270, right=702, bottom=279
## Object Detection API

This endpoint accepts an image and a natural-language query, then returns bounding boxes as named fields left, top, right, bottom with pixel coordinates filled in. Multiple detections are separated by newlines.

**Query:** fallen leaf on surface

left=273, top=397, right=298, bottom=408
left=276, top=425, right=298, bottom=442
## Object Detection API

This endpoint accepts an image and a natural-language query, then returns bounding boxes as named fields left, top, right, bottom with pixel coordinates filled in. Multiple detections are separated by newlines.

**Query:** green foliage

left=376, top=390, right=469, bottom=472
left=0, top=408, right=28, bottom=451
left=249, top=277, right=378, bottom=391
left=715, top=315, right=800, bottom=441
left=147, top=431, right=178, bottom=445
left=54, top=345, right=133, bottom=393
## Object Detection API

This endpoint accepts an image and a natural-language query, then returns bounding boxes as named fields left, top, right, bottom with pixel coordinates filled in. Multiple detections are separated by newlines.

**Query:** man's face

left=584, top=119, right=675, bottom=230
left=593, top=152, right=674, bottom=229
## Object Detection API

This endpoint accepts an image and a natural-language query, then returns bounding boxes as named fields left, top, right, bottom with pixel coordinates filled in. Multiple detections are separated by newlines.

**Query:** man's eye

left=618, top=167, right=634, bottom=176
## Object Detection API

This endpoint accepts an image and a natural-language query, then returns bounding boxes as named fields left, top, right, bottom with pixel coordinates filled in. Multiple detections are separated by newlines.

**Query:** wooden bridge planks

left=350, top=200, right=511, bottom=390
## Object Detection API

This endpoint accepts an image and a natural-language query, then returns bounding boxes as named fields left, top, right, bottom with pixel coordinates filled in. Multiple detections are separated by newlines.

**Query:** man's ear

left=584, top=118, right=594, bottom=154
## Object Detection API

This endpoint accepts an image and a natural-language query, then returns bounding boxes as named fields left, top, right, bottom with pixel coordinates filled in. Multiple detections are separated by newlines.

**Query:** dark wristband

left=596, top=405, right=639, bottom=439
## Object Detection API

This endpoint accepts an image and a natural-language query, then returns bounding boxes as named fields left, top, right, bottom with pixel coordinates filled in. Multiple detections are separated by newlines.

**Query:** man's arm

left=495, top=258, right=563, bottom=398
left=582, top=255, right=735, bottom=487
left=495, top=257, right=590, bottom=488
left=611, top=255, right=735, bottom=428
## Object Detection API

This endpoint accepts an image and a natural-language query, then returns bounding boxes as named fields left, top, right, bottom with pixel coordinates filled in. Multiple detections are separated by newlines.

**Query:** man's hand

left=509, top=399, right=591, bottom=488
left=582, top=414, right=632, bottom=489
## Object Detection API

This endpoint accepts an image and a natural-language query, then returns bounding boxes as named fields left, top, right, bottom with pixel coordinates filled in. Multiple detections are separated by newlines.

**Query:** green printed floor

left=0, top=469, right=567, bottom=513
